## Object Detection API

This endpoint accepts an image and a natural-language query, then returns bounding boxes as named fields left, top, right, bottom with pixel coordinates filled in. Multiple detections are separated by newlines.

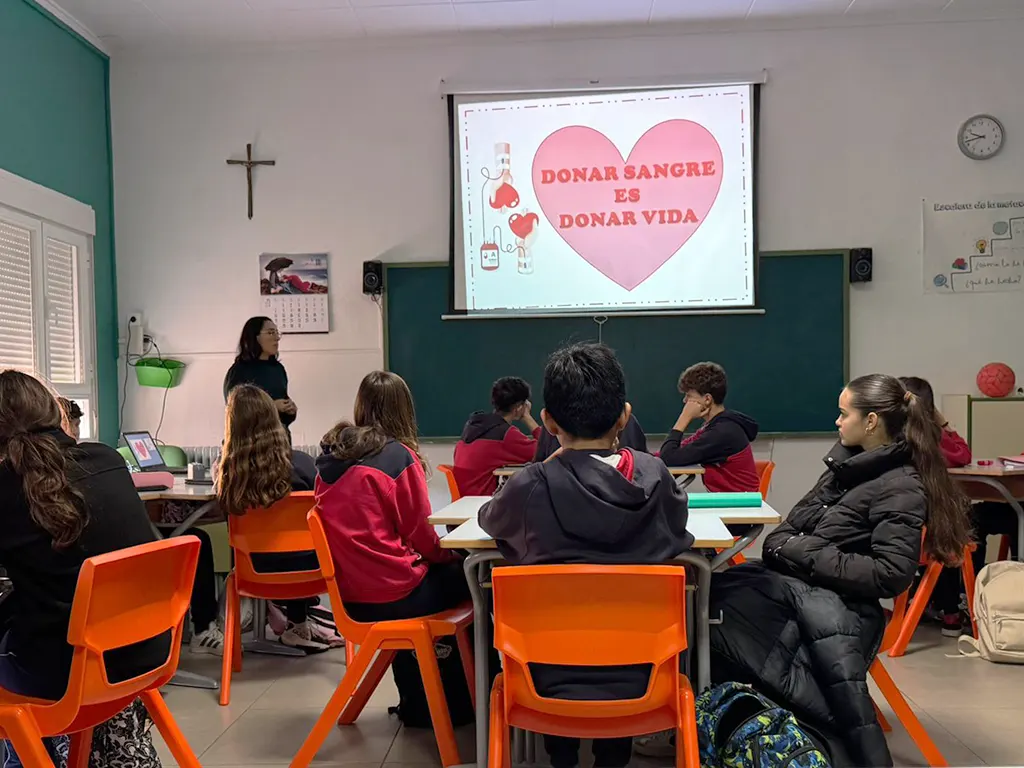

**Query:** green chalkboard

left=383, top=251, right=849, bottom=438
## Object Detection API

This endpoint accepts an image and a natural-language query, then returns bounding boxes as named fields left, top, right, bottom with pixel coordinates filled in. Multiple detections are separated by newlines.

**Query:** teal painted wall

left=0, top=0, right=117, bottom=444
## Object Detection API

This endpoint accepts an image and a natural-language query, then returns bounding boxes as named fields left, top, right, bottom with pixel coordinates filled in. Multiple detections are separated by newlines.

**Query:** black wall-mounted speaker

left=362, top=260, right=384, bottom=295
left=850, top=248, right=873, bottom=283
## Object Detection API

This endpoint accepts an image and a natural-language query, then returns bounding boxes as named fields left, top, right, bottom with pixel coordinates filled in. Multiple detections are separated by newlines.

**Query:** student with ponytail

left=638, top=374, right=972, bottom=766
left=0, top=371, right=169, bottom=699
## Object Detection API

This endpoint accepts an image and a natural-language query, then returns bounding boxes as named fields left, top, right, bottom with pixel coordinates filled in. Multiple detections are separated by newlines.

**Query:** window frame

left=0, top=169, right=98, bottom=441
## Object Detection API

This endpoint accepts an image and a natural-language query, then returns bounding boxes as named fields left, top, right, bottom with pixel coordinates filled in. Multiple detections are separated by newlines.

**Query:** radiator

left=179, top=445, right=320, bottom=468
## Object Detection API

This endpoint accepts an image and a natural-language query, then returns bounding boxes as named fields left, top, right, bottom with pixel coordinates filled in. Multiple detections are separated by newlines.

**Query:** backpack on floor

left=958, top=560, right=1024, bottom=664
left=696, top=682, right=832, bottom=768
left=389, top=638, right=475, bottom=728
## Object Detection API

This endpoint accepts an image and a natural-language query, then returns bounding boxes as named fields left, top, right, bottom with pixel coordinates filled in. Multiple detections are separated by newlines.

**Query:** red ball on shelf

left=977, top=362, right=1016, bottom=398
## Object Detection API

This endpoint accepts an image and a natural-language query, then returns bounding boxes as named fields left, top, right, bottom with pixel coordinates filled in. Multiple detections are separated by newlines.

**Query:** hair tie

left=904, top=391, right=914, bottom=404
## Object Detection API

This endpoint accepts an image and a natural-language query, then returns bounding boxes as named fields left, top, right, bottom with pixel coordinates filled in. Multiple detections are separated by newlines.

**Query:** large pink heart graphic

left=532, top=121, right=723, bottom=290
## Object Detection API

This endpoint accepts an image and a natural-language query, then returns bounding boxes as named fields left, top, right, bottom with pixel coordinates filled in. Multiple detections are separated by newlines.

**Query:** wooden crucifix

left=226, top=143, right=275, bottom=219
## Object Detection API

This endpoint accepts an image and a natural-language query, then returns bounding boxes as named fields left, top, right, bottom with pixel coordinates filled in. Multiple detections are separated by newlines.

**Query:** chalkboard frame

left=383, top=249, right=850, bottom=439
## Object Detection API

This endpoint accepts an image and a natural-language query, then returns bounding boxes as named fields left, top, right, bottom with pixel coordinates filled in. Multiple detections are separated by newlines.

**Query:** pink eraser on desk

left=131, top=471, right=174, bottom=490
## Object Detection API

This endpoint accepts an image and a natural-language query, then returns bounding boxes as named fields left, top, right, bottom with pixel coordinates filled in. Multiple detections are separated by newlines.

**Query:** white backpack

left=958, top=560, right=1024, bottom=663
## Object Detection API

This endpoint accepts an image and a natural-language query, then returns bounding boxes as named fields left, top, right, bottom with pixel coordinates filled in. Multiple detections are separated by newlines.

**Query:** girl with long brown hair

left=0, top=371, right=167, bottom=698
left=650, top=373, right=971, bottom=767
left=217, top=384, right=341, bottom=652
left=315, top=371, right=465, bottom=620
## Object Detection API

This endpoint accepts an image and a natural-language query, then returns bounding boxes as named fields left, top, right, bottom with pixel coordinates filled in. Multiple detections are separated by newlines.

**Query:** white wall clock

left=958, top=114, right=1005, bottom=160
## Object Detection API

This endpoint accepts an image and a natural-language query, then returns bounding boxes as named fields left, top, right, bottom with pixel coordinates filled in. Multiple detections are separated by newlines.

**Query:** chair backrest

left=492, top=565, right=688, bottom=717
left=755, top=460, right=775, bottom=500
left=437, top=464, right=461, bottom=502
left=57, top=537, right=200, bottom=726
left=228, top=491, right=322, bottom=586
left=306, top=508, right=370, bottom=643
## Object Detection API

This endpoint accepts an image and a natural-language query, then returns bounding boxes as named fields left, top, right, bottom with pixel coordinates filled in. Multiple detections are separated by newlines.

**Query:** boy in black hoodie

left=659, top=361, right=760, bottom=493
left=454, top=376, right=541, bottom=495
left=480, top=343, right=693, bottom=768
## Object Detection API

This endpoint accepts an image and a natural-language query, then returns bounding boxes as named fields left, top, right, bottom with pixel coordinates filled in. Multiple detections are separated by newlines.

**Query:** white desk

left=431, top=495, right=782, bottom=530
left=441, top=512, right=736, bottom=550
left=493, top=464, right=705, bottom=489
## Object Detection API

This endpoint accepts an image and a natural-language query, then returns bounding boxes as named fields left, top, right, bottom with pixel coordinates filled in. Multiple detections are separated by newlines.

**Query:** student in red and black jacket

left=315, top=371, right=466, bottom=622
left=453, top=377, right=541, bottom=496
left=660, top=362, right=760, bottom=493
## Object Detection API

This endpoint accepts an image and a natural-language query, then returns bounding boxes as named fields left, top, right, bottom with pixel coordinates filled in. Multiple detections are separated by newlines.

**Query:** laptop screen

left=123, top=431, right=164, bottom=469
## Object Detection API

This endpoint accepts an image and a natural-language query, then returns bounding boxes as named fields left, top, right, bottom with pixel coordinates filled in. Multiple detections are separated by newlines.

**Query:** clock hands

left=964, top=133, right=988, bottom=143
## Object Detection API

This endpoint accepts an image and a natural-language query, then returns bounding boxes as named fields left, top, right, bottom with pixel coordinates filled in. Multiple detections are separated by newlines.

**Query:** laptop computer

left=123, top=431, right=187, bottom=475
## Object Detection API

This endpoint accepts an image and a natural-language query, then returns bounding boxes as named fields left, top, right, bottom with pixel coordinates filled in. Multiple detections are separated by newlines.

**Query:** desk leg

left=709, top=525, right=765, bottom=572
left=167, top=500, right=220, bottom=538
left=167, top=670, right=219, bottom=690
left=465, top=552, right=501, bottom=768
left=958, top=477, right=1024, bottom=564
left=674, top=553, right=712, bottom=693
left=243, top=599, right=305, bottom=657
left=677, top=475, right=697, bottom=490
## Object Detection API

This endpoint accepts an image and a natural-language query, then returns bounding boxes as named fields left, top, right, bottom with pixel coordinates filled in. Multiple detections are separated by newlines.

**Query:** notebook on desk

left=999, top=455, right=1024, bottom=469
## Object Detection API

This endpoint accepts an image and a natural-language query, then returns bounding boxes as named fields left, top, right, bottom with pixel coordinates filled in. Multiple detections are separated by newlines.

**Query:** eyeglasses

left=260, top=329, right=281, bottom=338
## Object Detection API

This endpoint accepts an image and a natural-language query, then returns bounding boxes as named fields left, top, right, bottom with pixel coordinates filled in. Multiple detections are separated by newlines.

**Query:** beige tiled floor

left=156, top=623, right=1023, bottom=767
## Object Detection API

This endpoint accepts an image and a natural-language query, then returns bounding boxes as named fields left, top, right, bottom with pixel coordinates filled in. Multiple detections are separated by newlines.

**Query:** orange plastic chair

left=437, top=464, right=462, bottom=502
left=870, top=590, right=948, bottom=765
left=221, top=491, right=336, bottom=706
left=755, top=460, right=775, bottom=499
left=888, top=541, right=978, bottom=658
left=718, top=460, right=776, bottom=567
left=488, top=565, right=700, bottom=768
left=0, top=537, right=203, bottom=768
left=289, top=509, right=475, bottom=768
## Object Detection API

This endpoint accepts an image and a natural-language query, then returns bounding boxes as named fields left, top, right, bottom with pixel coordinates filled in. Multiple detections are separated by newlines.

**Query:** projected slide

left=452, top=85, right=755, bottom=314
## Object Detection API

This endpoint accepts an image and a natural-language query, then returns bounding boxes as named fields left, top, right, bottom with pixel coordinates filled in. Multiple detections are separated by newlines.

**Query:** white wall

left=111, top=17, right=1024, bottom=519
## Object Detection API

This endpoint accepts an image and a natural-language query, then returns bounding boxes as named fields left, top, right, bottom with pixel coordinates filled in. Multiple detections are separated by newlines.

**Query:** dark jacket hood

left=460, top=411, right=509, bottom=443
left=546, top=450, right=669, bottom=546
left=718, top=410, right=759, bottom=441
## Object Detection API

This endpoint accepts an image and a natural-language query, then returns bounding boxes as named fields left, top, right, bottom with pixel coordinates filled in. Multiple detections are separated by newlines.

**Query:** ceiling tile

left=947, top=0, right=1024, bottom=14
left=747, top=0, right=851, bottom=16
left=455, top=0, right=554, bottom=29
left=349, top=0, right=453, bottom=7
left=554, top=0, right=653, bottom=26
left=160, top=7, right=363, bottom=41
left=354, top=2, right=459, bottom=33
left=651, top=0, right=754, bottom=22
left=141, top=0, right=252, bottom=14
left=846, top=0, right=948, bottom=12
left=246, top=0, right=350, bottom=9
left=75, top=7, right=168, bottom=37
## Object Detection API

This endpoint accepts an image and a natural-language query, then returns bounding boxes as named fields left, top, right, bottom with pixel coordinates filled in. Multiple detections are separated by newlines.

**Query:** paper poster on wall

left=259, top=252, right=330, bottom=333
left=453, top=85, right=755, bottom=314
left=923, top=196, right=1024, bottom=294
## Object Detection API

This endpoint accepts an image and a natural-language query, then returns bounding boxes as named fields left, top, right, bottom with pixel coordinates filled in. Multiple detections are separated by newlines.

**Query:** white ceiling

left=48, top=0, right=1024, bottom=48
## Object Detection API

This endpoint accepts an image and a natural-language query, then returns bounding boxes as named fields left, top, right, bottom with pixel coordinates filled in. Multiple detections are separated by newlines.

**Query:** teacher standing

left=223, top=316, right=297, bottom=433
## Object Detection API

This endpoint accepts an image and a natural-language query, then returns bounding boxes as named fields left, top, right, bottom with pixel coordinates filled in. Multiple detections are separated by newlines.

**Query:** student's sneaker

left=190, top=624, right=225, bottom=656
left=632, top=731, right=675, bottom=757
left=280, top=620, right=331, bottom=653
left=308, top=604, right=346, bottom=648
left=941, top=612, right=962, bottom=638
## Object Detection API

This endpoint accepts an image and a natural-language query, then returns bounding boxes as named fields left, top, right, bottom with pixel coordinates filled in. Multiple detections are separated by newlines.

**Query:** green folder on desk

left=688, top=492, right=762, bottom=509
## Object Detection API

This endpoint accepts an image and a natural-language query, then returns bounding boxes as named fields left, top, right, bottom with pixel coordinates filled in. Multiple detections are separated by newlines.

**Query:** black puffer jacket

left=763, top=440, right=926, bottom=600
left=710, top=441, right=927, bottom=767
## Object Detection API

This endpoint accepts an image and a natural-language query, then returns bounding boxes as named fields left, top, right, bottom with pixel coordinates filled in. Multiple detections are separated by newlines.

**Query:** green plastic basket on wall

left=134, top=358, right=185, bottom=389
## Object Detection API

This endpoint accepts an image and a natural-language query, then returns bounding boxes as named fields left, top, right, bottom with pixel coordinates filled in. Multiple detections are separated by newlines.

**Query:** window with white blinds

left=0, top=219, right=36, bottom=372
left=44, top=236, right=81, bottom=384
left=0, top=204, right=94, bottom=431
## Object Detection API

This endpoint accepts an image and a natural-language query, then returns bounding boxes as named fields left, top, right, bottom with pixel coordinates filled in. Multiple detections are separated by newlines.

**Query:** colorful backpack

left=696, top=682, right=832, bottom=768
